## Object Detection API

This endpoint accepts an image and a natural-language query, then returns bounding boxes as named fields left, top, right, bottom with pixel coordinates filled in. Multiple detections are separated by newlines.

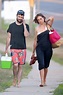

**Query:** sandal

left=39, top=84, right=44, bottom=87
left=30, top=56, right=37, bottom=65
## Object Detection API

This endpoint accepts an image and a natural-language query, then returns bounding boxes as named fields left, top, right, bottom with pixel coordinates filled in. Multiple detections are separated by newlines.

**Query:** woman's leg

left=40, top=69, right=45, bottom=86
left=40, top=68, right=48, bottom=86
left=44, top=48, right=52, bottom=85
left=44, top=68, right=48, bottom=85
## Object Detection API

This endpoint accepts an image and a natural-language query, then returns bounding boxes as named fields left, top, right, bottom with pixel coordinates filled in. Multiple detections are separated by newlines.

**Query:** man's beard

left=17, top=19, right=23, bottom=23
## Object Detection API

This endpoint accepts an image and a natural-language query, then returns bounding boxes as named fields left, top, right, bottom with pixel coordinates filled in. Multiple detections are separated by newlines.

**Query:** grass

left=0, top=62, right=32, bottom=92
left=52, top=54, right=63, bottom=65
left=0, top=21, right=8, bottom=44
left=1, top=18, right=9, bottom=31
left=0, top=68, right=12, bottom=92
left=52, top=46, right=63, bottom=65
left=0, top=30, right=7, bottom=44
left=53, top=84, right=63, bottom=95
left=52, top=55, right=63, bottom=65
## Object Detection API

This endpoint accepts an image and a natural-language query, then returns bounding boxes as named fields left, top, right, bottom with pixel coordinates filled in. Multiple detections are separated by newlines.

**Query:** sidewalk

left=0, top=43, right=63, bottom=95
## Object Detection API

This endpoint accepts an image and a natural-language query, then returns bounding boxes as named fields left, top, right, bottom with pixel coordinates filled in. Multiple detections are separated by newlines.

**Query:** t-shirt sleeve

left=7, top=24, right=12, bottom=33
left=26, top=24, right=30, bottom=32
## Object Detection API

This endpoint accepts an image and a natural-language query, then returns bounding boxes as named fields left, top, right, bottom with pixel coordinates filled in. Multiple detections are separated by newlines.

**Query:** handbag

left=49, top=28, right=63, bottom=48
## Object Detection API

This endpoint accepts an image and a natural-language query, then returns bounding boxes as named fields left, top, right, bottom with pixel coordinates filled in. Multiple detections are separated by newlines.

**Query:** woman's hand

left=31, top=52, right=35, bottom=59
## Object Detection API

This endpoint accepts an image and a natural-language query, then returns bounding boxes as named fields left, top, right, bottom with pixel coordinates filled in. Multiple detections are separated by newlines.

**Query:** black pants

left=36, top=46, right=53, bottom=70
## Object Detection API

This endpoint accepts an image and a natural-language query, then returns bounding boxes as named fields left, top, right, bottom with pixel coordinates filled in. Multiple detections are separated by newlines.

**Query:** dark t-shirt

left=7, top=22, right=29, bottom=49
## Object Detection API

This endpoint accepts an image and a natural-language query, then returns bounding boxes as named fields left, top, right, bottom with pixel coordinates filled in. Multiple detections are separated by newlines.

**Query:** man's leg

left=17, top=64, right=22, bottom=87
left=17, top=49, right=26, bottom=87
left=10, top=49, right=19, bottom=86
left=13, top=63, right=18, bottom=86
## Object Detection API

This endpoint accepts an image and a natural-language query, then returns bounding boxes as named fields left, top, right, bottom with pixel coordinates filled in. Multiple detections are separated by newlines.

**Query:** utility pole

left=28, top=0, right=34, bottom=35
left=0, top=0, right=2, bottom=29
left=36, top=0, right=40, bottom=14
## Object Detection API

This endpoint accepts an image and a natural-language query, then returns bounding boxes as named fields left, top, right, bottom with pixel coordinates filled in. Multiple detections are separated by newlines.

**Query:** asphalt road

left=36, top=0, right=63, bottom=33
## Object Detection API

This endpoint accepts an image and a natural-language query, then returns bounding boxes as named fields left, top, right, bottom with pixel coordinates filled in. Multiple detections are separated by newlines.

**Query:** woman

left=32, top=13, right=54, bottom=87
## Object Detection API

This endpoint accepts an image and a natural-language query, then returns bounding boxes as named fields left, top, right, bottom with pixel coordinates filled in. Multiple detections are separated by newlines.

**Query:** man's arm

left=23, top=20, right=30, bottom=37
left=5, top=32, right=11, bottom=53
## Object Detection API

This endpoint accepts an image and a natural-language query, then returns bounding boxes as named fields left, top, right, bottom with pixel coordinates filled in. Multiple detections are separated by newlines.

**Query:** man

left=5, top=10, right=30, bottom=87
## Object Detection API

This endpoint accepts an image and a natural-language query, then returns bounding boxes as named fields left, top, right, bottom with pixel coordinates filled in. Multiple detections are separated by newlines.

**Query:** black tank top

left=37, top=30, right=52, bottom=50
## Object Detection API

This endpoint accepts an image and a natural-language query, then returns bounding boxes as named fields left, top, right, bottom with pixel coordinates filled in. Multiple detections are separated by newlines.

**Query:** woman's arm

left=32, top=28, right=37, bottom=55
left=46, top=16, right=54, bottom=27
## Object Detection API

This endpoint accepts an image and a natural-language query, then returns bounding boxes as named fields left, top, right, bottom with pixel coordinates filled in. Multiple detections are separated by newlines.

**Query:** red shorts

left=10, top=49, right=26, bottom=65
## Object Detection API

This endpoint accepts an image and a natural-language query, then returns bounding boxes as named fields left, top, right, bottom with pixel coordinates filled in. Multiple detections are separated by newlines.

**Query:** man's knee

left=13, top=63, right=18, bottom=68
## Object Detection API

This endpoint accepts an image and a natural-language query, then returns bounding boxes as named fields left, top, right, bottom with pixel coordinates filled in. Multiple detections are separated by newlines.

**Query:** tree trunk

left=29, top=6, right=34, bottom=35
left=0, top=0, right=2, bottom=29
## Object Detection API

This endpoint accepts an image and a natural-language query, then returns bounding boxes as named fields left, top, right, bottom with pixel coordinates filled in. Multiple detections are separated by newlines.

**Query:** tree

left=28, top=0, right=34, bottom=7
left=28, top=0, right=34, bottom=35
left=0, top=0, right=2, bottom=28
